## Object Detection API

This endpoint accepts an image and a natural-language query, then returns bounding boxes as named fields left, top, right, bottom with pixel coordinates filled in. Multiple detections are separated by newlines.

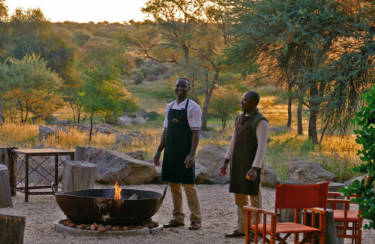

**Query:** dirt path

left=1, top=184, right=373, bottom=243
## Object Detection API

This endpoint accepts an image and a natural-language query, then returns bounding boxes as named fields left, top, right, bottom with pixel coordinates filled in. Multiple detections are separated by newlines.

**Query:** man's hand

left=184, top=153, right=195, bottom=168
left=220, top=159, right=230, bottom=176
left=153, top=151, right=161, bottom=167
left=246, top=167, right=259, bottom=181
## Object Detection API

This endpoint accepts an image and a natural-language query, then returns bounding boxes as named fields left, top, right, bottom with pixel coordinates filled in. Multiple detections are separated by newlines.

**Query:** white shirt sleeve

left=252, top=120, right=269, bottom=168
left=163, top=104, right=170, bottom=129
left=225, top=128, right=235, bottom=160
left=188, top=102, right=202, bottom=130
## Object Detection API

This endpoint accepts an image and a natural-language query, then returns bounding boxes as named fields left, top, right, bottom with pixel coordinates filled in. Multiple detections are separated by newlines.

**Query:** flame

left=114, top=181, right=122, bottom=200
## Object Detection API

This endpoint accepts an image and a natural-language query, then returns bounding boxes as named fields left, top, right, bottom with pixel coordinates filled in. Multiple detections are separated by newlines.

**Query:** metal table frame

left=10, top=148, right=74, bottom=202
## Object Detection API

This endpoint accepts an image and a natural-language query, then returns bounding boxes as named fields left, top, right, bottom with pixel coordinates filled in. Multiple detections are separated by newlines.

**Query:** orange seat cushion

left=251, top=222, right=320, bottom=234
left=333, top=210, right=360, bottom=222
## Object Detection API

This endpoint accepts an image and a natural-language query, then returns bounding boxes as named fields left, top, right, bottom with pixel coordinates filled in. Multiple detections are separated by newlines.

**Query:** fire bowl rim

left=55, top=188, right=163, bottom=201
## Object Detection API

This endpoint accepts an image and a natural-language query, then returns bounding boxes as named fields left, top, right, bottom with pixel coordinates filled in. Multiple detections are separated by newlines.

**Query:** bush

left=132, top=70, right=145, bottom=84
left=342, top=85, right=375, bottom=230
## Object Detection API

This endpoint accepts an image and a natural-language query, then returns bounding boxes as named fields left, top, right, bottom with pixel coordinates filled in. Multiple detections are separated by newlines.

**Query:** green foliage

left=0, top=54, right=63, bottom=122
left=209, top=86, right=240, bottom=130
left=342, top=86, right=375, bottom=230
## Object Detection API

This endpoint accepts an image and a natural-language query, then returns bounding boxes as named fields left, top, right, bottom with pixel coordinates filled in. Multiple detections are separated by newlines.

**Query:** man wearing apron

left=220, top=91, right=269, bottom=238
left=153, top=78, right=202, bottom=230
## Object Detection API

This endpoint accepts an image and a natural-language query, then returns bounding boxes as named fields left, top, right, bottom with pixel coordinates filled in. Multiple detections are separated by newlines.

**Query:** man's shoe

left=188, top=222, right=201, bottom=230
left=163, top=219, right=185, bottom=228
left=225, top=229, right=245, bottom=238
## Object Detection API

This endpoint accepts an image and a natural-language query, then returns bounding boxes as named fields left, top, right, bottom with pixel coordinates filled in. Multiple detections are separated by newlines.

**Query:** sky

left=5, top=0, right=149, bottom=23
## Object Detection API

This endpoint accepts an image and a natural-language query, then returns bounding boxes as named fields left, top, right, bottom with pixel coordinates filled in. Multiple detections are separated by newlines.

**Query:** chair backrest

left=275, top=182, right=329, bottom=211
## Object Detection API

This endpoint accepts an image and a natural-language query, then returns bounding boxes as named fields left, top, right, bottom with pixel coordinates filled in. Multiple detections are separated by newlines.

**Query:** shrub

left=342, top=85, right=375, bottom=230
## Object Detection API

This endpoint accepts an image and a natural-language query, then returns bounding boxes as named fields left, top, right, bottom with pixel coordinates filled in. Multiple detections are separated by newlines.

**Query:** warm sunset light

left=5, top=0, right=149, bottom=23
left=114, top=182, right=122, bottom=200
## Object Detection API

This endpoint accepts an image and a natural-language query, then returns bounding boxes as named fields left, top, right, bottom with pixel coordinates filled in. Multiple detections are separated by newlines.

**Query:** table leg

left=25, top=155, right=29, bottom=202
left=9, top=150, right=17, bottom=196
left=70, top=153, right=74, bottom=161
left=55, top=155, right=58, bottom=192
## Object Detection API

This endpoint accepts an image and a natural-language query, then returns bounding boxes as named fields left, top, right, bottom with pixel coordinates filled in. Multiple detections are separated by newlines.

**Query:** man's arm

left=153, top=129, right=167, bottom=166
left=246, top=120, right=269, bottom=180
left=220, top=128, right=235, bottom=176
left=184, top=130, right=199, bottom=168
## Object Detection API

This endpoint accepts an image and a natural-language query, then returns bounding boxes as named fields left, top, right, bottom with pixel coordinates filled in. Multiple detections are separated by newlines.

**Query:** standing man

left=154, top=78, right=202, bottom=230
left=220, top=91, right=269, bottom=238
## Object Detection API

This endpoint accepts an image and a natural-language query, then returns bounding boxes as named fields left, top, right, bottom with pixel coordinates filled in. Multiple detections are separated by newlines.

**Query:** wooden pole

left=0, top=214, right=25, bottom=244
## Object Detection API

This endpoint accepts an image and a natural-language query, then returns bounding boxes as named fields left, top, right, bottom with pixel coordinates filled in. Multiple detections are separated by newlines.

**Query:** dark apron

left=161, top=99, right=195, bottom=184
left=229, top=110, right=267, bottom=195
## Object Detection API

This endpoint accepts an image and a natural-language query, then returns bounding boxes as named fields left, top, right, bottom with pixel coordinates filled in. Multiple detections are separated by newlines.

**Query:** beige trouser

left=169, top=182, right=202, bottom=224
left=235, top=167, right=264, bottom=234
left=235, top=191, right=262, bottom=234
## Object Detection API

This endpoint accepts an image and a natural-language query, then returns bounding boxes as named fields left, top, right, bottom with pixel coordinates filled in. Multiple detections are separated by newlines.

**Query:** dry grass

left=0, top=123, right=39, bottom=147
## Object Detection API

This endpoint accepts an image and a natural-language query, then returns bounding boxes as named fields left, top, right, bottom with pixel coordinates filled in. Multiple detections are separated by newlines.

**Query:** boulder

left=133, top=115, right=147, bottom=124
left=75, top=146, right=157, bottom=185
left=287, top=161, right=336, bottom=183
left=118, top=114, right=132, bottom=126
left=195, top=145, right=229, bottom=184
left=125, top=150, right=145, bottom=160
left=261, top=165, right=281, bottom=188
left=38, top=125, right=54, bottom=139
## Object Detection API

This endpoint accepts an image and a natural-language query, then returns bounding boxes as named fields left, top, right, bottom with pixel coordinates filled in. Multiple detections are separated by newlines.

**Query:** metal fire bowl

left=55, top=187, right=167, bottom=225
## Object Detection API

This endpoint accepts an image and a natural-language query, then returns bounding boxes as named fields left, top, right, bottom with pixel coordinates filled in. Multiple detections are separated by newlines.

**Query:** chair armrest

left=243, top=206, right=276, bottom=217
left=328, top=192, right=343, bottom=198
left=327, top=198, right=350, bottom=210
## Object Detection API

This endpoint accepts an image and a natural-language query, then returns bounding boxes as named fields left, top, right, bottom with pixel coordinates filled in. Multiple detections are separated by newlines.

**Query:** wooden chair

left=244, top=182, right=329, bottom=244
left=327, top=192, right=363, bottom=244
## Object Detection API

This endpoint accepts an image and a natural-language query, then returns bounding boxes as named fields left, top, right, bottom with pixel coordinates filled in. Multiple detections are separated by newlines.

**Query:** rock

left=118, top=115, right=132, bottom=126
left=0, top=164, right=13, bottom=208
left=75, top=146, right=157, bottom=185
left=282, top=179, right=305, bottom=185
left=287, top=161, right=336, bottom=183
left=261, top=165, right=281, bottom=188
left=344, top=175, right=367, bottom=186
left=137, top=109, right=148, bottom=118
left=125, top=151, right=145, bottom=160
left=199, top=131, right=210, bottom=139
left=45, top=115, right=60, bottom=125
left=39, top=125, right=54, bottom=139
left=195, top=145, right=229, bottom=184
left=133, top=115, right=147, bottom=124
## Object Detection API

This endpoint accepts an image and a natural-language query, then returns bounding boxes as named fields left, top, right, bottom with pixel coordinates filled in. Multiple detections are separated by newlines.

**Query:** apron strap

left=184, top=99, right=189, bottom=110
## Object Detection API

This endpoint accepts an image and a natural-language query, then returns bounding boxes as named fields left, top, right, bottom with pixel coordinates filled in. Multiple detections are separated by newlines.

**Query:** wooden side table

left=10, top=148, right=74, bottom=202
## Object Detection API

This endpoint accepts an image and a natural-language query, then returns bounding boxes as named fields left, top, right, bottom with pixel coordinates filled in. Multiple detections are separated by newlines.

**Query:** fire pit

left=54, top=185, right=167, bottom=226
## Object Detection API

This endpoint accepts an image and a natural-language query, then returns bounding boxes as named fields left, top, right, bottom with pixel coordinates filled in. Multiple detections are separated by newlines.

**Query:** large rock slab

left=287, top=161, right=336, bottom=183
left=195, top=145, right=229, bottom=184
left=261, top=165, right=281, bottom=188
left=75, top=146, right=157, bottom=185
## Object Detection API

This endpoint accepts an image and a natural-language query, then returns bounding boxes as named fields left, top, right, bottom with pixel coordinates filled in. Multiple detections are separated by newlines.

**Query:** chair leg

left=294, top=233, right=298, bottom=244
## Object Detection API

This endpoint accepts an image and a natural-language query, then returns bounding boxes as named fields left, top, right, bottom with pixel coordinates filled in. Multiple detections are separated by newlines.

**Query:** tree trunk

left=183, top=44, right=189, bottom=63
left=0, top=99, right=4, bottom=123
left=0, top=214, right=25, bottom=244
left=297, top=99, right=303, bottom=135
left=201, top=70, right=218, bottom=131
left=61, top=160, right=97, bottom=192
left=0, top=164, right=13, bottom=208
left=287, top=84, right=292, bottom=128
left=308, top=85, right=319, bottom=144
left=89, top=112, right=94, bottom=143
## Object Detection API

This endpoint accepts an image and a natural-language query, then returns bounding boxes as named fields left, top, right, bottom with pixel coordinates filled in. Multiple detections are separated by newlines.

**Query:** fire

left=114, top=181, right=122, bottom=200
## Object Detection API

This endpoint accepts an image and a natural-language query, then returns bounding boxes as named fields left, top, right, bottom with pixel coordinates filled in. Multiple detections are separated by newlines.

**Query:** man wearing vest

left=220, top=91, right=269, bottom=238
left=153, top=78, right=202, bottom=230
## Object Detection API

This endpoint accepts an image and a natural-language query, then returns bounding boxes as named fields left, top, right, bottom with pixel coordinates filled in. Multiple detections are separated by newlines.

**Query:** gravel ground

left=1, top=184, right=373, bottom=244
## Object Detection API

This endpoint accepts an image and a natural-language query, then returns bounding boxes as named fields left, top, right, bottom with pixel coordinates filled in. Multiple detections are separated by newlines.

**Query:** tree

left=79, top=67, right=137, bottom=142
left=0, top=54, right=63, bottom=122
left=228, top=0, right=363, bottom=144
left=342, top=85, right=375, bottom=230
left=209, top=86, right=240, bottom=129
